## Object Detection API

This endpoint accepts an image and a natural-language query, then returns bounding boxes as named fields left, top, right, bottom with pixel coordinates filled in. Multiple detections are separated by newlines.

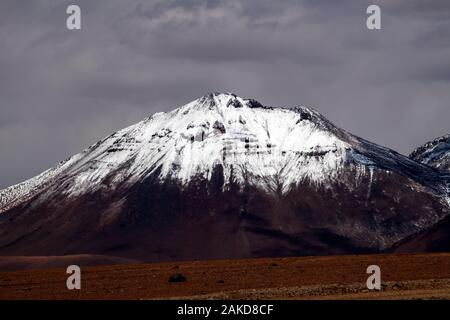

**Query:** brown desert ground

left=0, top=253, right=449, bottom=300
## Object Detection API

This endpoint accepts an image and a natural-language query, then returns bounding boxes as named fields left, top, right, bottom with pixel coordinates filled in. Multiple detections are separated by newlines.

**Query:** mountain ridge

left=410, top=134, right=450, bottom=171
left=0, top=92, right=449, bottom=261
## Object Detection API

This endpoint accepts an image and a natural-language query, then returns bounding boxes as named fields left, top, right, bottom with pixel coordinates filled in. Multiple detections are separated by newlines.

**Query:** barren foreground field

left=1, top=253, right=450, bottom=300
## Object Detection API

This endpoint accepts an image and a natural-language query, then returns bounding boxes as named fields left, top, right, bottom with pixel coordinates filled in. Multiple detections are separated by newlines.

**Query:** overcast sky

left=1, top=0, right=450, bottom=188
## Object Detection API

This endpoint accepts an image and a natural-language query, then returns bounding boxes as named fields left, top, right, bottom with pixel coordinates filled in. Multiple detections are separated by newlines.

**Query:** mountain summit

left=0, top=92, right=354, bottom=208
left=410, top=134, right=450, bottom=171
left=0, top=93, right=449, bottom=261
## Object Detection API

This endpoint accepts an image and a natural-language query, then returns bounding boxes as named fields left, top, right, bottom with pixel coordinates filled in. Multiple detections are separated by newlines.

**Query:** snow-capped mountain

left=0, top=93, right=351, bottom=211
left=0, top=93, right=449, bottom=261
left=410, top=134, right=450, bottom=171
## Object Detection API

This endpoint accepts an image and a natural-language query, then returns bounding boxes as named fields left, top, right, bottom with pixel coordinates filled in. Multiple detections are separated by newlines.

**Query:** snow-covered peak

left=118, top=92, right=350, bottom=185
left=410, top=134, right=450, bottom=171
left=1, top=93, right=354, bottom=212
left=175, top=92, right=313, bottom=116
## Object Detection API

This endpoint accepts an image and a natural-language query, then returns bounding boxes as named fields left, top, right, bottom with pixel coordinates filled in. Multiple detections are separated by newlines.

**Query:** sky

left=0, top=0, right=450, bottom=188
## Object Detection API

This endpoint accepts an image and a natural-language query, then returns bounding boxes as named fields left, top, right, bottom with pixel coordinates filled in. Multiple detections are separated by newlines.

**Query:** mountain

left=0, top=93, right=449, bottom=262
left=410, top=134, right=450, bottom=171
left=392, top=214, right=450, bottom=253
left=389, top=133, right=450, bottom=253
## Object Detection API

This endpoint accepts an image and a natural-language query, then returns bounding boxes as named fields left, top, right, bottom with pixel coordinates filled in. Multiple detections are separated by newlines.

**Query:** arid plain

left=0, top=253, right=449, bottom=300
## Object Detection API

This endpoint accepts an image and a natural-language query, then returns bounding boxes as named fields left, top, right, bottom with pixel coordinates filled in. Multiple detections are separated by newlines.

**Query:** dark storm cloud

left=1, top=0, right=450, bottom=188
